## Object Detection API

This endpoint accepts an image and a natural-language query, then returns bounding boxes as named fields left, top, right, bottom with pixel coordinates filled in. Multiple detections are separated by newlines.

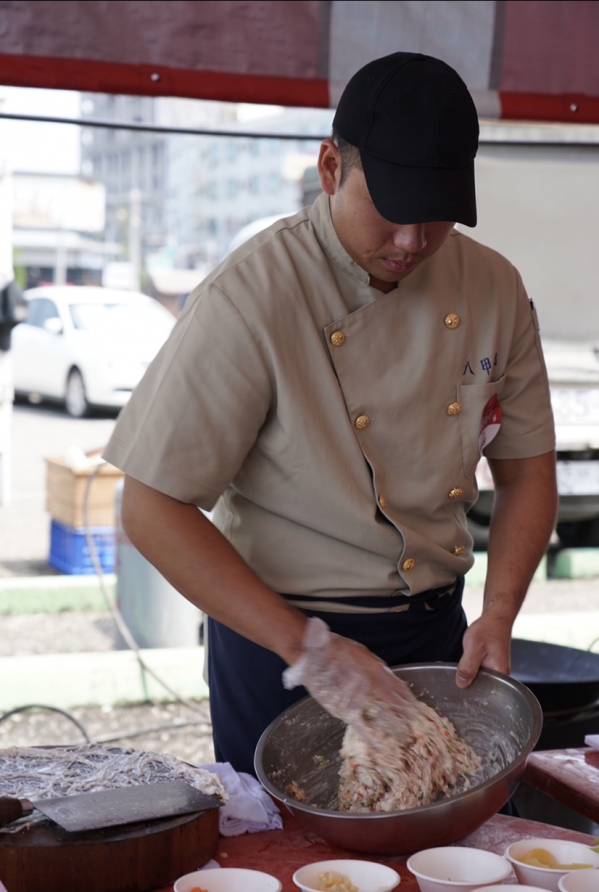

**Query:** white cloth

left=585, top=734, right=599, bottom=750
left=200, top=762, right=283, bottom=836
left=200, top=859, right=220, bottom=870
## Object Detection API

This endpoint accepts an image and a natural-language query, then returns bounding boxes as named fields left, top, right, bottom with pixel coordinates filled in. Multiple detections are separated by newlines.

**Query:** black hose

left=0, top=704, right=91, bottom=742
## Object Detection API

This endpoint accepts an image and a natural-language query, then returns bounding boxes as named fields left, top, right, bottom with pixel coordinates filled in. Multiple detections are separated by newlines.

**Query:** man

left=104, top=52, right=557, bottom=775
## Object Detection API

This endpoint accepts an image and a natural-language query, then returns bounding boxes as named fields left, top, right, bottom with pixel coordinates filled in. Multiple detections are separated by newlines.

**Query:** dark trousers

left=207, top=579, right=467, bottom=776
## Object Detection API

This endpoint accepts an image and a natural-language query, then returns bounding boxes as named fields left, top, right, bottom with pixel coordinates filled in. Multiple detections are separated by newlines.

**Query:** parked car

left=11, top=286, right=176, bottom=417
left=470, top=338, right=599, bottom=549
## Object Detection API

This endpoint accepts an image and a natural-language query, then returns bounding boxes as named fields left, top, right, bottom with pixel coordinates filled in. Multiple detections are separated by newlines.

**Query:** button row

left=331, top=319, right=465, bottom=578
left=330, top=313, right=461, bottom=349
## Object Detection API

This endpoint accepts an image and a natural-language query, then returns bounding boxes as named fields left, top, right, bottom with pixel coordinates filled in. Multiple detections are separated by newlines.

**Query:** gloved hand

left=282, top=617, right=426, bottom=737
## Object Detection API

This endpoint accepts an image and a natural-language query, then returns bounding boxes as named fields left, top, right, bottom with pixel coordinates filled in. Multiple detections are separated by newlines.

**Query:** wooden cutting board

left=0, top=806, right=219, bottom=892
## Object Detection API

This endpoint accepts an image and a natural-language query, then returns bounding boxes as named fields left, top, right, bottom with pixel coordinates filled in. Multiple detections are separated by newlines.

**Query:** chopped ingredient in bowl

left=285, top=780, right=306, bottom=801
left=317, top=870, right=359, bottom=891
left=190, top=887, right=208, bottom=892
left=518, top=848, right=593, bottom=869
left=338, top=699, right=480, bottom=812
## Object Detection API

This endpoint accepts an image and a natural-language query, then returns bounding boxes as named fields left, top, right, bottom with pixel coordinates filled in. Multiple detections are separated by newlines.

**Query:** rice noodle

left=0, top=744, right=227, bottom=832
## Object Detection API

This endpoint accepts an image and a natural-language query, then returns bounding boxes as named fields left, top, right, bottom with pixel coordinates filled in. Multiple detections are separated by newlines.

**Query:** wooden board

left=0, top=807, right=219, bottom=892
left=524, top=746, right=599, bottom=823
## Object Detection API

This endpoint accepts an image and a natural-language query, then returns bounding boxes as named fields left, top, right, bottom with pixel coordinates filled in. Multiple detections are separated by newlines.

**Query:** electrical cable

left=0, top=704, right=209, bottom=747
left=1, top=457, right=210, bottom=750
left=0, top=704, right=91, bottom=742
left=82, top=461, right=208, bottom=716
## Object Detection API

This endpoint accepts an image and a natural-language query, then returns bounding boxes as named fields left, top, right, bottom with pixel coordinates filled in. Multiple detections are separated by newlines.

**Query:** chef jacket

left=103, top=193, right=555, bottom=607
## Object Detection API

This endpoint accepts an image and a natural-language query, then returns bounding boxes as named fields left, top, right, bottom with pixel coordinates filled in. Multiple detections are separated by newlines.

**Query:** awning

left=1, top=1, right=598, bottom=123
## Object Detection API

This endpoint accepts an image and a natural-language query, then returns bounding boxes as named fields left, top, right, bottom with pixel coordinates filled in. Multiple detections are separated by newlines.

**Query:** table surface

left=524, top=746, right=599, bottom=823
left=157, top=808, right=597, bottom=891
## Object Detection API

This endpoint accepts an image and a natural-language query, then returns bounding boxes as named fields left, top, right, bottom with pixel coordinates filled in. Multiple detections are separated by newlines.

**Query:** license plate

left=557, top=460, right=599, bottom=495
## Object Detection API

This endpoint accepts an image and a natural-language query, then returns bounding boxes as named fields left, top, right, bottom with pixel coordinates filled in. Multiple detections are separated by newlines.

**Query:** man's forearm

left=120, top=476, right=307, bottom=665
left=483, top=450, right=558, bottom=623
left=456, top=450, right=557, bottom=686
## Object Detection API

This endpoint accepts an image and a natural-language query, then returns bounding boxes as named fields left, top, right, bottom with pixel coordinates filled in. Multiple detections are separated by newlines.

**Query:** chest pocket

left=457, top=376, right=506, bottom=479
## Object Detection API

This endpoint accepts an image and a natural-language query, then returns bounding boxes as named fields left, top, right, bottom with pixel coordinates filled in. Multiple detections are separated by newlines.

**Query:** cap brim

left=360, top=152, right=477, bottom=227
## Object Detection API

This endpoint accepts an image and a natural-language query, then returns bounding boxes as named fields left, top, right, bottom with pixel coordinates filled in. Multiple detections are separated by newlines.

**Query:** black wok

left=511, top=638, right=599, bottom=714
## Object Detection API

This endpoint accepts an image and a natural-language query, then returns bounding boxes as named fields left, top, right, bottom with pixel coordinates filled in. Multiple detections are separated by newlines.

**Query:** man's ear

left=317, top=139, right=341, bottom=196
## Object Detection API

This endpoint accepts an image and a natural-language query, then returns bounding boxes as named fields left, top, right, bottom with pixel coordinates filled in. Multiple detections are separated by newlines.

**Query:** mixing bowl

left=255, top=663, right=542, bottom=855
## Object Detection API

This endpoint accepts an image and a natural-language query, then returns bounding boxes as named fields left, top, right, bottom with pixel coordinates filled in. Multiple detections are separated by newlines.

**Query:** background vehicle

left=465, top=131, right=599, bottom=548
left=11, top=286, right=176, bottom=417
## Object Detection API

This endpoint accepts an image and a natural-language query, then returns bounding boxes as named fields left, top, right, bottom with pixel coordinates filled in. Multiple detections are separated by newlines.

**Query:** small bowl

left=406, top=846, right=511, bottom=892
left=173, top=867, right=282, bottom=892
left=293, top=859, right=400, bottom=892
left=505, top=839, right=599, bottom=891
left=474, top=887, right=547, bottom=892
left=558, top=868, right=599, bottom=892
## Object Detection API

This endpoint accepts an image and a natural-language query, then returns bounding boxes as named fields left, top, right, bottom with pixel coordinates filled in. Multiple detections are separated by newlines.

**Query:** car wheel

left=65, top=368, right=90, bottom=418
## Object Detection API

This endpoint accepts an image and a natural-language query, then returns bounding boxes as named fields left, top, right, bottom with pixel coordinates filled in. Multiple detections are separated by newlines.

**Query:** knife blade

left=0, top=779, right=220, bottom=832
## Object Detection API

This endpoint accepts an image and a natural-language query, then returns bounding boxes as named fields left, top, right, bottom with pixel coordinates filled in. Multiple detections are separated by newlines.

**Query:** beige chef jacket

left=104, top=193, right=555, bottom=605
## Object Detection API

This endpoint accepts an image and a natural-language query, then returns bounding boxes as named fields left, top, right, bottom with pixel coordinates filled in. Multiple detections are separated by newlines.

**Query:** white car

left=11, top=286, right=176, bottom=417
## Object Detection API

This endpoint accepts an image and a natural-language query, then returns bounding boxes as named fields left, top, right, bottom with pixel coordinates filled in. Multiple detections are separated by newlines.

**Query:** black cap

left=332, top=52, right=479, bottom=226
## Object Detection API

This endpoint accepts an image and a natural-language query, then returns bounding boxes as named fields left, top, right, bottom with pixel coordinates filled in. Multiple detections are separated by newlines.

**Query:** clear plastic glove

left=282, top=617, right=426, bottom=739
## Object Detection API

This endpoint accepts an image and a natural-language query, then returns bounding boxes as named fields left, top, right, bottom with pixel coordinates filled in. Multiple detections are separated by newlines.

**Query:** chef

left=103, top=52, right=557, bottom=775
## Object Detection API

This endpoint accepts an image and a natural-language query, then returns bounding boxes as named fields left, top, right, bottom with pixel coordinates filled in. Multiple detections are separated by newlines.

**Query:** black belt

left=282, top=579, right=461, bottom=614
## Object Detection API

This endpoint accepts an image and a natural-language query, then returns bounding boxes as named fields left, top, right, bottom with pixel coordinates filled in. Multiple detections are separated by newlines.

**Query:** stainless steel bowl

left=255, top=663, right=543, bottom=855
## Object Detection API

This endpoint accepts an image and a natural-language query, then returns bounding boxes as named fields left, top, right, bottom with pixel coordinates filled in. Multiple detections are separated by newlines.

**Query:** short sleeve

left=483, top=270, right=555, bottom=460
left=103, top=283, right=272, bottom=510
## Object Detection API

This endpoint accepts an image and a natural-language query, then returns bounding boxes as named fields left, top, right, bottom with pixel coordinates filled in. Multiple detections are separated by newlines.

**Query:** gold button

left=453, top=545, right=466, bottom=556
left=378, top=495, right=386, bottom=508
left=447, top=402, right=462, bottom=416
left=402, top=558, right=415, bottom=571
left=330, top=331, right=345, bottom=347
left=448, top=488, right=463, bottom=499
left=444, top=313, right=460, bottom=329
left=355, top=414, right=370, bottom=430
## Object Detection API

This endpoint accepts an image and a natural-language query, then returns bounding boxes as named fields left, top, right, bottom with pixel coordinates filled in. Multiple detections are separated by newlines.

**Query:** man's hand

left=455, top=450, right=557, bottom=689
left=283, top=617, right=426, bottom=736
left=456, top=612, right=512, bottom=688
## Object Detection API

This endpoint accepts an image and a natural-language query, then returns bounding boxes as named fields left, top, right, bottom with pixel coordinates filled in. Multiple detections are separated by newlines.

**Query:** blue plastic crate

left=49, top=520, right=115, bottom=575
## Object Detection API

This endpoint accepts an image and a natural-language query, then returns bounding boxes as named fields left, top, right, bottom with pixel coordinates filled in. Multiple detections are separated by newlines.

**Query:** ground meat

left=338, top=699, right=480, bottom=813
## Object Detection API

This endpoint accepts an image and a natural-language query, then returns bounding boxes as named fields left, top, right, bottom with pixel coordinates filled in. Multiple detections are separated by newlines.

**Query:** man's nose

left=391, top=224, right=427, bottom=253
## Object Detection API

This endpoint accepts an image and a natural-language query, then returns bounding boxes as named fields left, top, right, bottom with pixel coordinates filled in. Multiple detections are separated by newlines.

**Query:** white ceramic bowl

left=558, top=868, right=599, bottom=892
left=406, top=846, right=511, bottom=892
left=293, top=859, right=400, bottom=892
left=474, top=886, right=548, bottom=892
left=505, top=839, right=599, bottom=891
left=173, top=867, right=282, bottom=892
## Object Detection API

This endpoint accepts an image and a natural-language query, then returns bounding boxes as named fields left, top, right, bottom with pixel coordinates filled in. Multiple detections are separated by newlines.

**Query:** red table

left=524, top=747, right=599, bottom=824
left=157, top=808, right=597, bottom=891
